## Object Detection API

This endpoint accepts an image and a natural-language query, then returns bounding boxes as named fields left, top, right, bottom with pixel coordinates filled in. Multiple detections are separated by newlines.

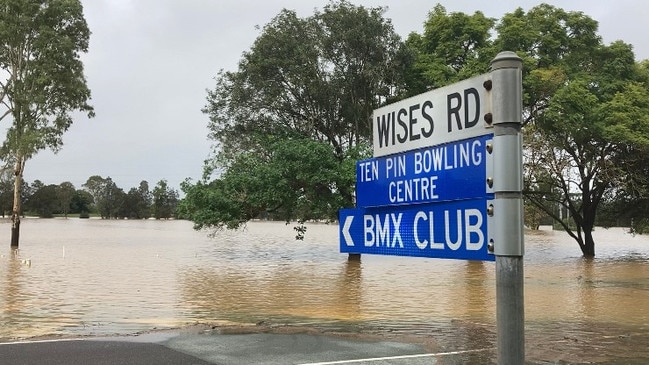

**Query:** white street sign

left=372, top=73, right=492, bottom=157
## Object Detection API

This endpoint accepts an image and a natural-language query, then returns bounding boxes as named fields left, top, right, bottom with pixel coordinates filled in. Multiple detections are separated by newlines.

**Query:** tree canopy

left=182, top=0, right=407, bottom=237
left=498, top=7, right=649, bottom=257
left=404, top=4, right=495, bottom=95
left=203, top=1, right=408, bottom=162
left=401, top=4, right=649, bottom=257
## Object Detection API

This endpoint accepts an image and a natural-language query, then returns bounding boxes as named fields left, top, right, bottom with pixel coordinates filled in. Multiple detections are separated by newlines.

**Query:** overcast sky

left=23, top=0, right=649, bottom=192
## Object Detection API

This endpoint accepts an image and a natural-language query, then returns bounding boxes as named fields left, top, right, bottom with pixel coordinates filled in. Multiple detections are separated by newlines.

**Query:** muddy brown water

left=1, top=219, right=647, bottom=363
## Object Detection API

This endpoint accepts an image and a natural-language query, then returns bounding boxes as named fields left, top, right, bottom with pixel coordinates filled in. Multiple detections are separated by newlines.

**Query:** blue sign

left=340, top=199, right=493, bottom=261
left=356, top=134, right=493, bottom=208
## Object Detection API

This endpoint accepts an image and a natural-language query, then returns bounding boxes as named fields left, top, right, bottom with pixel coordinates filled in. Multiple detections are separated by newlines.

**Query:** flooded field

left=1, top=218, right=648, bottom=363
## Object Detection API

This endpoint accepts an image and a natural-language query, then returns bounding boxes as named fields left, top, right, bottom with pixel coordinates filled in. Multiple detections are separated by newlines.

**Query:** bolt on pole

left=490, top=51, right=525, bottom=365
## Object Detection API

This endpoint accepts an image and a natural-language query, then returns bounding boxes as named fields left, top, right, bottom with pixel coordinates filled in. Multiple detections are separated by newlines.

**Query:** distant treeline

left=0, top=175, right=179, bottom=219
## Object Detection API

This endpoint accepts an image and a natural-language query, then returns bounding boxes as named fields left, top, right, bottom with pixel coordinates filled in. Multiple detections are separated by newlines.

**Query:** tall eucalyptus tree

left=0, top=0, right=93, bottom=246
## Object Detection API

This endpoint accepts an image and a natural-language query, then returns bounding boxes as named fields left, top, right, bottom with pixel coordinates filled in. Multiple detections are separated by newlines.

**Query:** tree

left=496, top=5, right=649, bottom=257
left=70, top=188, right=92, bottom=217
left=26, top=183, right=58, bottom=218
left=121, top=181, right=152, bottom=219
left=404, top=4, right=649, bottom=257
left=82, top=175, right=105, bottom=206
left=189, top=1, right=407, bottom=235
left=100, top=180, right=125, bottom=219
left=57, top=181, right=75, bottom=217
left=136, top=180, right=152, bottom=218
left=152, top=179, right=178, bottom=220
left=82, top=176, right=124, bottom=219
left=404, top=4, right=495, bottom=95
left=205, top=1, right=407, bottom=161
left=0, top=0, right=93, bottom=247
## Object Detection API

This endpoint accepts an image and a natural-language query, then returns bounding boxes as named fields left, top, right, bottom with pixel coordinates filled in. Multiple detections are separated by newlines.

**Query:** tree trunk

left=579, top=198, right=597, bottom=258
left=10, top=158, right=24, bottom=248
left=10, top=215, right=20, bottom=248
left=580, top=229, right=596, bottom=258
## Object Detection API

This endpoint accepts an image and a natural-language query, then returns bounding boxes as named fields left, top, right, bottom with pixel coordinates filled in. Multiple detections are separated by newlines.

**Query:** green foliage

left=121, top=181, right=152, bottom=219
left=203, top=0, right=407, bottom=156
left=152, top=179, right=178, bottom=219
left=404, top=4, right=495, bottom=94
left=26, top=183, right=58, bottom=218
left=19, top=177, right=170, bottom=220
left=604, top=82, right=649, bottom=147
left=180, top=137, right=368, bottom=233
left=524, top=196, right=551, bottom=230
left=397, top=3, right=649, bottom=257
left=23, top=180, right=84, bottom=218
left=70, top=189, right=92, bottom=216
left=82, top=176, right=125, bottom=219
left=0, top=166, right=14, bottom=216
left=0, top=0, right=94, bottom=157
left=83, top=177, right=175, bottom=220
left=196, top=1, right=402, bottom=235
left=57, top=181, right=75, bottom=217
left=496, top=5, right=601, bottom=70
left=496, top=5, right=649, bottom=256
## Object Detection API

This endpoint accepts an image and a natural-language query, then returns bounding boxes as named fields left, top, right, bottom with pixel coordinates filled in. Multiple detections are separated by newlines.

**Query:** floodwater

left=1, top=218, right=648, bottom=364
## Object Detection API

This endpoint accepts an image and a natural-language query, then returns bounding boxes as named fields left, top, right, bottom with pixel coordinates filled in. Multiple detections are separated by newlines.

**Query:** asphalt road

left=0, top=338, right=212, bottom=365
left=0, top=330, right=493, bottom=365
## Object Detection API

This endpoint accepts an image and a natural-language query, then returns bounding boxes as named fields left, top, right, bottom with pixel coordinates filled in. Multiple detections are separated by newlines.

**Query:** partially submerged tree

left=152, top=179, right=178, bottom=220
left=57, top=181, right=75, bottom=218
left=70, top=188, right=93, bottom=217
left=122, top=181, right=152, bottom=219
left=390, top=4, right=649, bottom=257
left=496, top=5, right=649, bottom=257
left=82, top=175, right=125, bottom=219
left=184, top=1, right=408, bottom=235
left=0, top=0, right=93, bottom=246
left=25, top=182, right=58, bottom=218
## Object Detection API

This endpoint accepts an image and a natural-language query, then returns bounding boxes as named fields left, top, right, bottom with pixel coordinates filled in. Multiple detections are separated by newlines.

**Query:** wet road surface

left=0, top=331, right=457, bottom=365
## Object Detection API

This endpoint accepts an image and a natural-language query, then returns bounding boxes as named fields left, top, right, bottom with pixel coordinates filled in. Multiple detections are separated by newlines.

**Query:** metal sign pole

left=490, top=51, right=525, bottom=364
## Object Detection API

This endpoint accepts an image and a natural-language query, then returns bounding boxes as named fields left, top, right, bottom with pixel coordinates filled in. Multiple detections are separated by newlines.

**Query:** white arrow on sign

left=342, top=216, right=354, bottom=246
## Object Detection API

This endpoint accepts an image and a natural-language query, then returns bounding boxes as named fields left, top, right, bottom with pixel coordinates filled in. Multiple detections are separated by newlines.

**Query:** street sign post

left=490, top=51, right=525, bottom=365
left=356, top=134, right=493, bottom=207
left=339, top=51, right=525, bottom=365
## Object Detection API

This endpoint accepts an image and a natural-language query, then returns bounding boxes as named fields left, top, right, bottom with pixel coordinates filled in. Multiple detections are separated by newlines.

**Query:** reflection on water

left=1, top=219, right=648, bottom=363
